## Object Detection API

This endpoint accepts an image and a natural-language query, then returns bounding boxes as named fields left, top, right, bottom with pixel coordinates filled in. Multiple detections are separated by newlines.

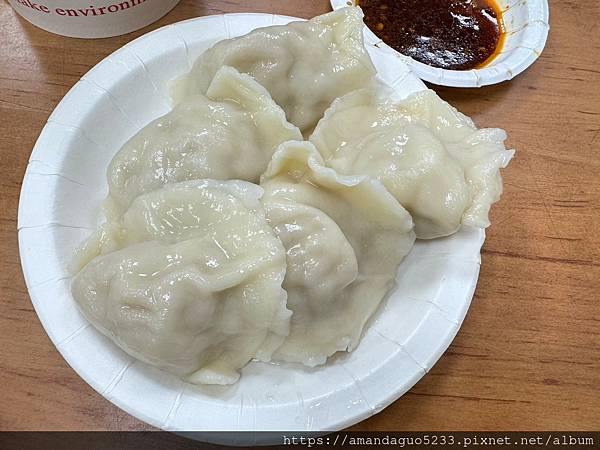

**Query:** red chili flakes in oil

left=358, top=0, right=505, bottom=70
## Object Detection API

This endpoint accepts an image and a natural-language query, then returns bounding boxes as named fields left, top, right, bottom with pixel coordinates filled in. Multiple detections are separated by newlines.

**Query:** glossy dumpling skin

left=106, top=66, right=301, bottom=216
left=72, top=180, right=290, bottom=385
left=260, top=141, right=415, bottom=366
left=310, top=88, right=515, bottom=239
left=172, top=7, right=376, bottom=136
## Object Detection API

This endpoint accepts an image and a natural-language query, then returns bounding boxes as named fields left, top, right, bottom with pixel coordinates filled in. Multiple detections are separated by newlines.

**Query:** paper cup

left=9, top=0, right=182, bottom=38
left=332, top=0, right=549, bottom=87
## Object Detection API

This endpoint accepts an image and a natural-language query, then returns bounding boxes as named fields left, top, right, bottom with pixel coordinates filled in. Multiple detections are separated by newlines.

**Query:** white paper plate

left=18, top=13, right=484, bottom=439
left=332, top=0, right=550, bottom=87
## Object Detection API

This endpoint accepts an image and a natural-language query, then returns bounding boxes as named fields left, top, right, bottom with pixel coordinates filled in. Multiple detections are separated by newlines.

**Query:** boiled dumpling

left=260, top=141, right=415, bottom=366
left=383, top=89, right=515, bottom=230
left=71, top=180, right=290, bottom=385
left=105, top=66, right=301, bottom=216
left=172, top=7, right=376, bottom=136
left=310, top=88, right=515, bottom=239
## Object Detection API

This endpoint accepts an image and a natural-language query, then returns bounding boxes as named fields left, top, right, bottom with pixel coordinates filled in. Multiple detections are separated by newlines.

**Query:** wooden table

left=1, top=0, right=599, bottom=432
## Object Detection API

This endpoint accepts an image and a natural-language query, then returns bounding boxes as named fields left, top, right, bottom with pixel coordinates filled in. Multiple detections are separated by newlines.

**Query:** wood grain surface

left=1, top=0, right=599, bottom=432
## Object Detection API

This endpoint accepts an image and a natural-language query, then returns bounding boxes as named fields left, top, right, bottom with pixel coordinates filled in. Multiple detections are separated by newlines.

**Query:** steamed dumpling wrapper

left=310, top=88, right=515, bottom=239
left=72, top=180, right=290, bottom=385
left=260, top=141, right=415, bottom=366
left=172, top=7, right=376, bottom=136
left=106, top=66, right=301, bottom=217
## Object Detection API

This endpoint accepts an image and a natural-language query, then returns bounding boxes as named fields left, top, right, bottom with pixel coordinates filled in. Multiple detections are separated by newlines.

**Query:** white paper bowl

left=332, top=0, right=550, bottom=87
left=18, top=13, right=484, bottom=441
